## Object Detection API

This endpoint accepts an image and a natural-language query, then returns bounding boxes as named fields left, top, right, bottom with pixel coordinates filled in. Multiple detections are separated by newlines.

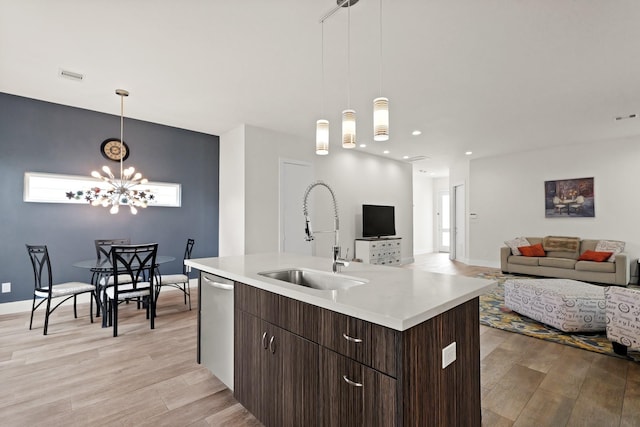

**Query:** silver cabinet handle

left=262, top=332, right=268, bottom=349
left=269, top=336, right=276, bottom=354
left=342, top=333, right=363, bottom=343
left=342, top=375, right=363, bottom=387
left=203, top=276, right=234, bottom=290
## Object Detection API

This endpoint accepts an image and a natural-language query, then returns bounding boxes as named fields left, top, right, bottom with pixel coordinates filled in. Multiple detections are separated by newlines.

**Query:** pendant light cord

left=120, top=93, right=124, bottom=181
left=321, top=22, right=325, bottom=115
left=347, top=0, right=351, bottom=108
left=379, top=0, right=383, bottom=96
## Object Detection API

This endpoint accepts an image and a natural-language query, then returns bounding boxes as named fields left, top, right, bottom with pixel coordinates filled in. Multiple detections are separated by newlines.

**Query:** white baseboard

left=0, top=278, right=199, bottom=316
left=466, top=258, right=500, bottom=269
left=401, top=256, right=415, bottom=265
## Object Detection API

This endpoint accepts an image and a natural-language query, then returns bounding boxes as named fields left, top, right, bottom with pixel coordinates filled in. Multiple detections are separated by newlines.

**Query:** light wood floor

left=1, top=254, right=638, bottom=426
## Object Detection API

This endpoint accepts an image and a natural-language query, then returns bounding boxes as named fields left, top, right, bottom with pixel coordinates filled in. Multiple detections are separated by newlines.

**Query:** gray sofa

left=500, top=237, right=630, bottom=286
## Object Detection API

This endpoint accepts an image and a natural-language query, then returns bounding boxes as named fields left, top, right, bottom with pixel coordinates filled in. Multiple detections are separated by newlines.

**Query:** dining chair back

left=92, top=238, right=132, bottom=317
left=106, top=243, right=158, bottom=337
left=156, top=238, right=195, bottom=310
left=26, top=244, right=95, bottom=335
left=95, top=238, right=131, bottom=261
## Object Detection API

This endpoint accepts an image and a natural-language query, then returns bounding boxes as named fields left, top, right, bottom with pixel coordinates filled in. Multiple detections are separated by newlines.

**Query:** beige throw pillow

left=505, top=237, right=530, bottom=256
left=594, top=240, right=625, bottom=262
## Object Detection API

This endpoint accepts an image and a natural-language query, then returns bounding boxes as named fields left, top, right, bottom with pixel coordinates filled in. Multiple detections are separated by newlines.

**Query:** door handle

left=342, top=333, right=363, bottom=343
left=203, top=276, right=234, bottom=290
left=342, top=375, right=363, bottom=387
left=269, top=336, right=276, bottom=354
left=262, top=332, right=268, bottom=349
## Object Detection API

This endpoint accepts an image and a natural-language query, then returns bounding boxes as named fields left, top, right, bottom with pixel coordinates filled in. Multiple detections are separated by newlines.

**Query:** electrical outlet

left=1, top=282, right=10, bottom=293
left=442, top=341, right=456, bottom=369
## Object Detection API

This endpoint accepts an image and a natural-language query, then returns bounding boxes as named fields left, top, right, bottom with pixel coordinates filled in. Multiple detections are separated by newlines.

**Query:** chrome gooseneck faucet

left=303, top=181, right=349, bottom=273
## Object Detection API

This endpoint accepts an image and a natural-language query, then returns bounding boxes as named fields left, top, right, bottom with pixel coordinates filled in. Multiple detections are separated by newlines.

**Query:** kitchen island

left=187, top=253, right=495, bottom=427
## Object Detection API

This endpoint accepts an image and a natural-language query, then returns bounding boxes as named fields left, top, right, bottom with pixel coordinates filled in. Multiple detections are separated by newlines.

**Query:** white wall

left=413, top=172, right=434, bottom=254
left=314, top=149, right=414, bottom=264
left=468, top=136, right=640, bottom=282
left=219, top=125, right=246, bottom=256
left=244, top=125, right=314, bottom=254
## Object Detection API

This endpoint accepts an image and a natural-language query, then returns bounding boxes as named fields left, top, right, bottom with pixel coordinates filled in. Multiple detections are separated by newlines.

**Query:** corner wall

left=315, top=149, right=414, bottom=263
left=220, top=124, right=414, bottom=264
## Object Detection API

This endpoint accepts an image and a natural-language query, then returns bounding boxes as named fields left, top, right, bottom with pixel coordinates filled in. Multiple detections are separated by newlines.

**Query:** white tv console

left=354, top=237, right=402, bottom=266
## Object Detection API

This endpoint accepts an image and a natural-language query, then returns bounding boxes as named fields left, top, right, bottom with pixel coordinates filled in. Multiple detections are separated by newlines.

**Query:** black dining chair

left=106, top=243, right=158, bottom=337
left=156, top=238, right=195, bottom=310
left=26, top=244, right=96, bottom=335
left=92, top=238, right=132, bottom=316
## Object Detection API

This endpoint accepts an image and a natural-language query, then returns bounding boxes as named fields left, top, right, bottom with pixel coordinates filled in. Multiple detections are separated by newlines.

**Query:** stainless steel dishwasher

left=199, top=272, right=234, bottom=390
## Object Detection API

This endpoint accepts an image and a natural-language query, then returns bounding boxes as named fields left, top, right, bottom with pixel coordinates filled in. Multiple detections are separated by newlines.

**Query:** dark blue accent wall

left=0, top=92, right=219, bottom=303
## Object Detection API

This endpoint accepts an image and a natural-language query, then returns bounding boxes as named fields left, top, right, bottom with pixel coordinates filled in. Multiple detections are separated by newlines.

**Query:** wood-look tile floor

left=0, top=254, right=638, bottom=426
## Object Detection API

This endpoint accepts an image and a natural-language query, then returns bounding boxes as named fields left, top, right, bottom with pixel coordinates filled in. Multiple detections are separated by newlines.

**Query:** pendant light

left=316, top=21, right=329, bottom=155
left=85, top=89, right=153, bottom=214
left=373, top=0, right=389, bottom=141
left=342, top=0, right=356, bottom=148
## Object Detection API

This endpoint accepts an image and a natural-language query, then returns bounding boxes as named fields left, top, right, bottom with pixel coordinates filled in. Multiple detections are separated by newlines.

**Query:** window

left=24, top=172, right=181, bottom=207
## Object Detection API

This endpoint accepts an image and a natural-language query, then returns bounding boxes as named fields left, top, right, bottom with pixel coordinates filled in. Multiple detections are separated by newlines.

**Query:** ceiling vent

left=406, top=155, right=429, bottom=162
left=615, top=113, right=637, bottom=121
left=59, top=69, right=84, bottom=82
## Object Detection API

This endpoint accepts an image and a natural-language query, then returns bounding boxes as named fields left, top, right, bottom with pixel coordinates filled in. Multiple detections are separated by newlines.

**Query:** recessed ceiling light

left=412, top=130, right=422, bottom=136
left=430, top=172, right=435, bottom=176
left=403, top=155, right=409, bottom=159
left=465, top=151, right=473, bottom=155
left=383, top=150, right=390, bottom=154
left=360, top=144, right=367, bottom=148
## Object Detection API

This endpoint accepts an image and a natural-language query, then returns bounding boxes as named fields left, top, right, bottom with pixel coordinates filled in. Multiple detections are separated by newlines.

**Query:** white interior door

left=454, top=184, right=465, bottom=261
left=280, top=160, right=313, bottom=255
left=437, top=191, right=450, bottom=252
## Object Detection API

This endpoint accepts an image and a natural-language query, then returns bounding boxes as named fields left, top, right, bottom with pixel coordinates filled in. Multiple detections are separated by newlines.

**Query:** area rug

left=477, top=272, right=640, bottom=362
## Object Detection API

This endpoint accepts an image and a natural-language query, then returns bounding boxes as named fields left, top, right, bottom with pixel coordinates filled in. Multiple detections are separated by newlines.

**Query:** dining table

left=73, top=255, right=176, bottom=328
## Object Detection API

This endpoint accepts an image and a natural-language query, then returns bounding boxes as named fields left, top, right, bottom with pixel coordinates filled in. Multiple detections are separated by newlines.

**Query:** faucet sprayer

left=302, top=181, right=348, bottom=272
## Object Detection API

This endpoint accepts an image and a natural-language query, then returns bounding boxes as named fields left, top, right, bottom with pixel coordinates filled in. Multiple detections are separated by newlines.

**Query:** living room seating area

left=501, top=236, right=629, bottom=286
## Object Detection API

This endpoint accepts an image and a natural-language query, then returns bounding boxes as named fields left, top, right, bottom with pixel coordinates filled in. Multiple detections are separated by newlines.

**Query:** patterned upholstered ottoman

left=504, top=278, right=606, bottom=332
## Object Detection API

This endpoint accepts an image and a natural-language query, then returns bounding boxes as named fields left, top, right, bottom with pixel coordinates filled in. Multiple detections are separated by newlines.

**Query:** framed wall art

left=544, top=177, right=594, bottom=218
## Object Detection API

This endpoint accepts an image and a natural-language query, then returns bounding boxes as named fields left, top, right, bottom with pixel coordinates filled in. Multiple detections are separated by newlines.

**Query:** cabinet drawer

left=319, top=347, right=397, bottom=427
left=319, top=308, right=398, bottom=377
left=320, top=309, right=371, bottom=366
left=235, top=282, right=319, bottom=343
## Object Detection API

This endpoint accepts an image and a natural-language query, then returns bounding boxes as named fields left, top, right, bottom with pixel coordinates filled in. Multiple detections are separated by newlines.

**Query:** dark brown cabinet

left=233, top=281, right=481, bottom=427
left=234, top=309, right=318, bottom=427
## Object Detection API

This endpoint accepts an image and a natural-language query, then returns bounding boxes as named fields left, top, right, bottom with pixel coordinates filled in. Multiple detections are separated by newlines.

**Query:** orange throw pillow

left=518, top=243, right=545, bottom=257
left=578, top=250, right=613, bottom=262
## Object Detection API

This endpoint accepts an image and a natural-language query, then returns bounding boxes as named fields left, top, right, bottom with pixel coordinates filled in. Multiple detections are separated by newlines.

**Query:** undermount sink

left=258, top=268, right=367, bottom=291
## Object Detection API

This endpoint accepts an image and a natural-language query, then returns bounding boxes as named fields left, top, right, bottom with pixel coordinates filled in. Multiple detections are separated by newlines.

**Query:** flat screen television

left=362, top=204, right=396, bottom=238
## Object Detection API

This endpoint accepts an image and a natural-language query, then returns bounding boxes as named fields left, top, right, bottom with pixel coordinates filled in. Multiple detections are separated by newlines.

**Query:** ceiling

left=2, top=1, right=640, bottom=177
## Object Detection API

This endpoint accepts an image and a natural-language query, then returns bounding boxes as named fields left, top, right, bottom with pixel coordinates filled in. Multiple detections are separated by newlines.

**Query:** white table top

left=186, top=253, right=495, bottom=331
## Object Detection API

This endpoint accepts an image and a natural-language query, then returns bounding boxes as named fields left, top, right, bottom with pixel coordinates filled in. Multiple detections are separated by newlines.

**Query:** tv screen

left=362, top=204, right=396, bottom=238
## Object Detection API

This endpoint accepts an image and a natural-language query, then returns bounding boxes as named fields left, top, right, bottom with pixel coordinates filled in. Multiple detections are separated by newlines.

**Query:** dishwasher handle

left=203, top=275, right=235, bottom=291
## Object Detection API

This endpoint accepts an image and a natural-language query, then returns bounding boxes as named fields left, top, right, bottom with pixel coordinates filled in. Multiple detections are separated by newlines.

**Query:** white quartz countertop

left=186, top=253, right=495, bottom=331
